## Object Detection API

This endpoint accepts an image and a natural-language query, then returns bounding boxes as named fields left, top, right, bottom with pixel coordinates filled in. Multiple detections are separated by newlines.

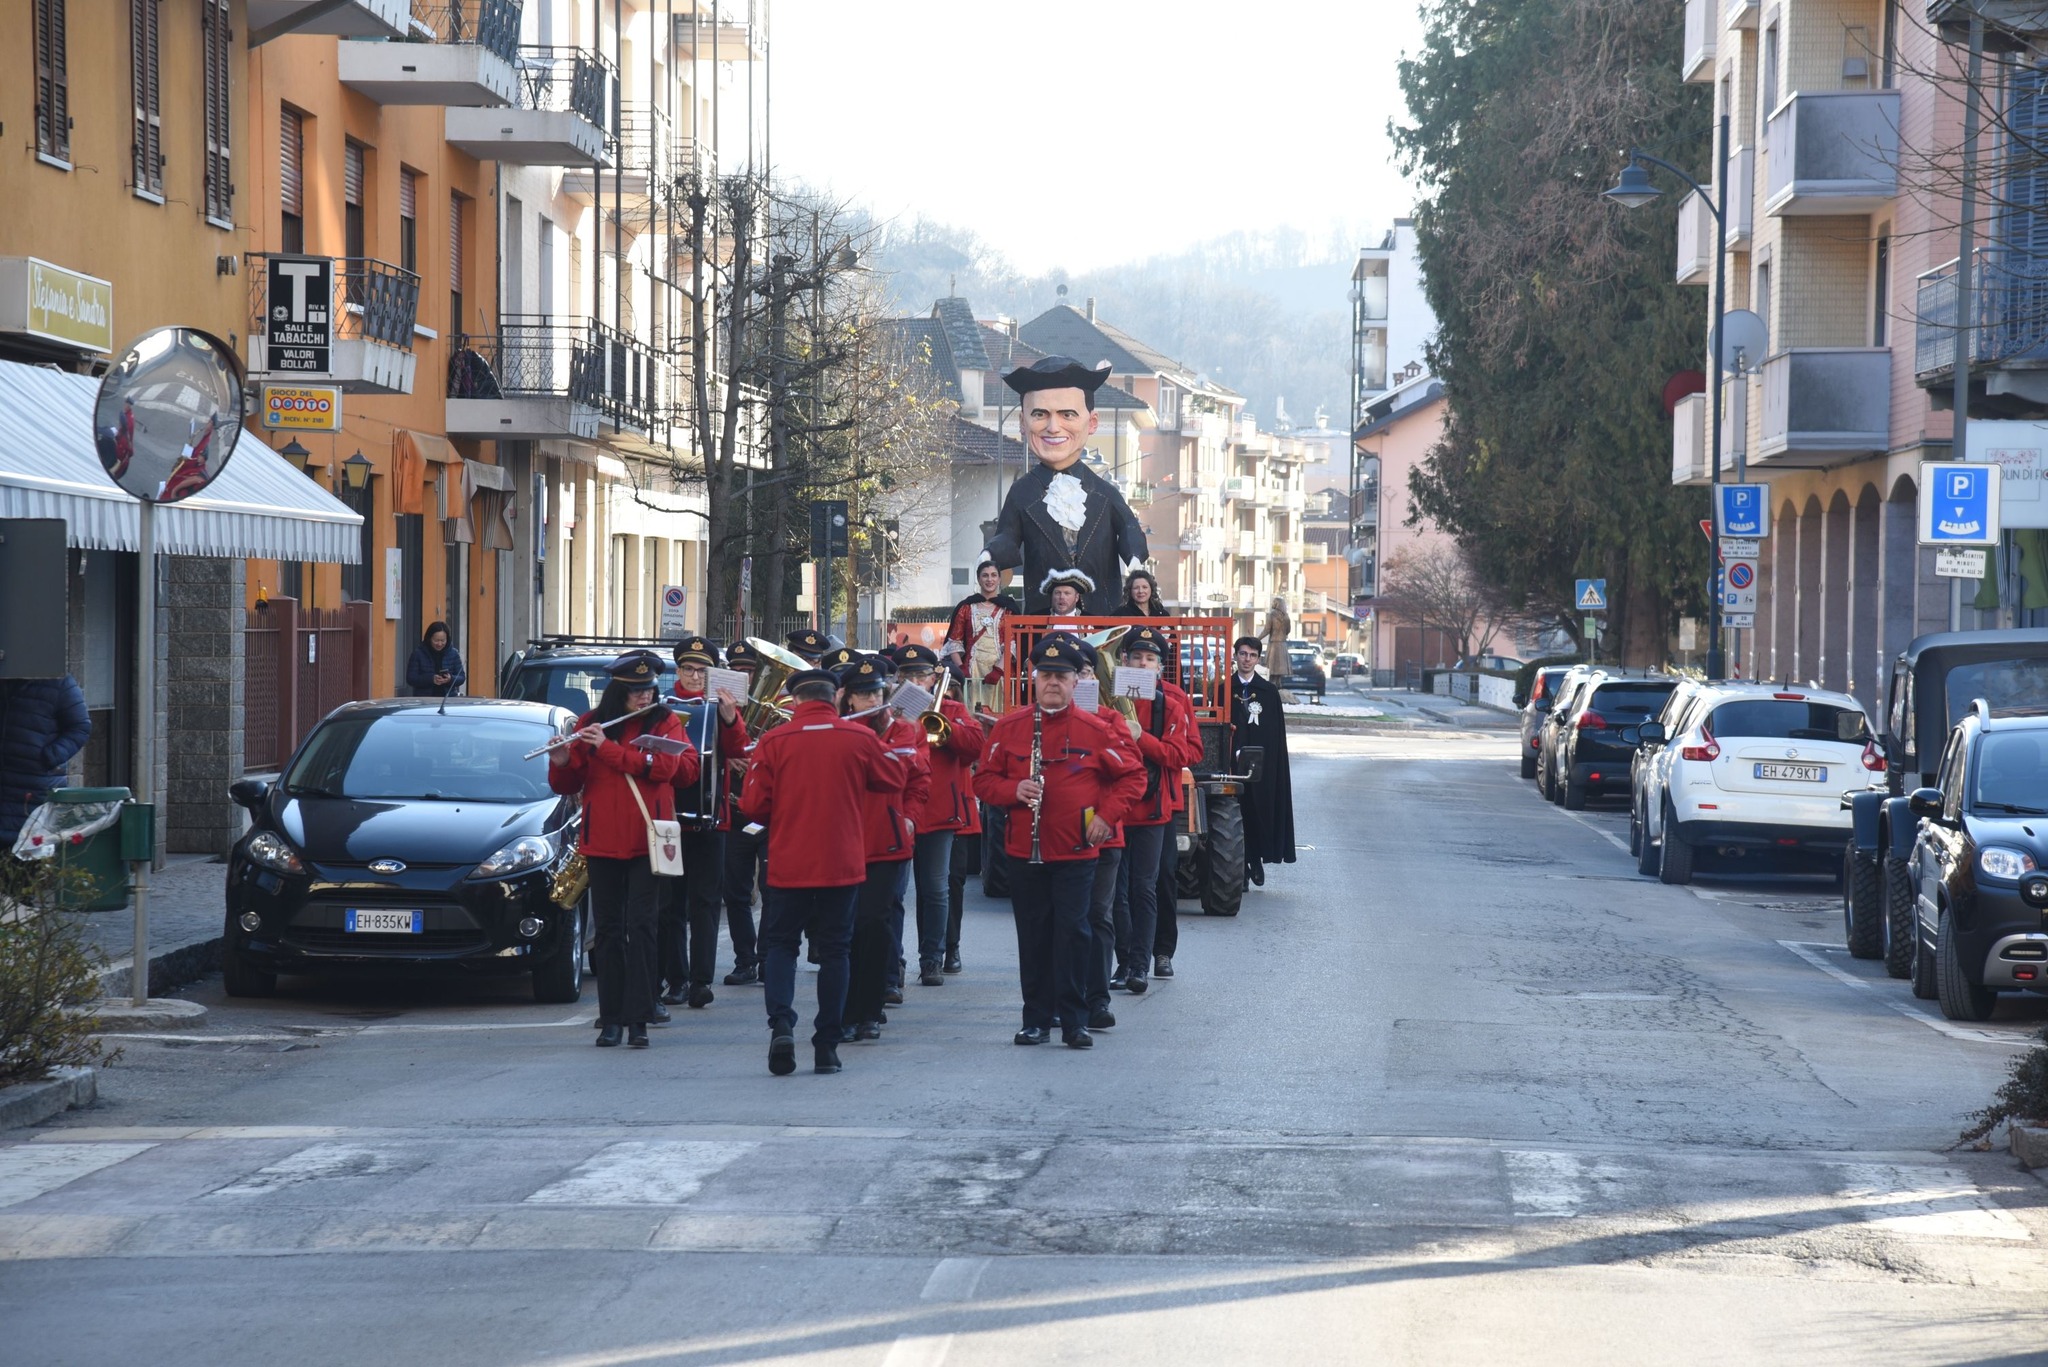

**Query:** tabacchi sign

left=0, top=257, right=114, bottom=354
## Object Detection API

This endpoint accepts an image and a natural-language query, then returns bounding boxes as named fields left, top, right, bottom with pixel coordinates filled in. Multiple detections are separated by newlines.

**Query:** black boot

left=595, top=1026, right=623, bottom=1048
left=814, top=1042, right=842, bottom=1074
left=943, top=950, right=962, bottom=974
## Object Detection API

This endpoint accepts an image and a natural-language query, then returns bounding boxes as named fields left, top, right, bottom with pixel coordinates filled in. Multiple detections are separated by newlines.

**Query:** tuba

left=1081, top=624, right=1140, bottom=726
left=921, top=671, right=954, bottom=747
left=739, top=637, right=809, bottom=736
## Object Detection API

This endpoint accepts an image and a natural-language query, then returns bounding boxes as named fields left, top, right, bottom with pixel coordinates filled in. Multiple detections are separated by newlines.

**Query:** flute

left=1027, top=707, right=1044, bottom=865
left=522, top=700, right=669, bottom=759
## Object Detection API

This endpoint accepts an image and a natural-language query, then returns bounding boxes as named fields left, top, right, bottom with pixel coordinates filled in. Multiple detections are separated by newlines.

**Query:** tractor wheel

left=1201, top=794, right=1246, bottom=917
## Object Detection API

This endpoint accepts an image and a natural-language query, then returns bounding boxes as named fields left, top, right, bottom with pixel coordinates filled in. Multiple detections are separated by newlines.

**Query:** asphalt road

left=7, top=727, right=2048, bottom=1365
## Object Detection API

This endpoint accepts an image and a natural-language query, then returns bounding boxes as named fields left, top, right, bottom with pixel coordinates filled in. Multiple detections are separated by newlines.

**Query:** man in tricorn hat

left=981, top=356, right=1148, bottom=616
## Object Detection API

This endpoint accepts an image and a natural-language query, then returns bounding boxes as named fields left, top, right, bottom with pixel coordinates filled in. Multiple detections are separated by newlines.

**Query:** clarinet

left=1027, top=706, right=1044, bottom=866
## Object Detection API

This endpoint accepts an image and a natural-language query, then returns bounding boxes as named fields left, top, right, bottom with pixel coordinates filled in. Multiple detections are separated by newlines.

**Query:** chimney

left=1085, top=297, right=1096, bottom=323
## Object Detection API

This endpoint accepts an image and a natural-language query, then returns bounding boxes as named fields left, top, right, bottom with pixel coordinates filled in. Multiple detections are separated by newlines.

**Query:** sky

left=764, top=1, right=1430, bottom=274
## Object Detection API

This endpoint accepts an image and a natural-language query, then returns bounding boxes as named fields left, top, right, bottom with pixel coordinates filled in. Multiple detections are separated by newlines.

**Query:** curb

left=96, top=933, right=222, bottom=1001
left=0, top=1065, right=97, bottom=1131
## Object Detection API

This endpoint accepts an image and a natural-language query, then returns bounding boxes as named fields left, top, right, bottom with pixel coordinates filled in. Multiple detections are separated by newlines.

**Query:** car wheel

left=1550, top=759, right=1568, bottom=805
left=1880, top=855, right=1915, bottom=980
left=1658, top=801, right=1693, bottom=885
left=1842, top=847, right=1882, bottom=960
left=1520, top=748, right=1537, bottom=780
left=1910, top=922, right=1939, bottom=1001
left=531, top=894, right=586, bottom=1004
left=1562, top=776, right=1588, bottom=810
left=1536, top=751, right=1554, bottom=800
left=1634, top=801, right=1660, bottom=877
left=1935, top=906, right=1998, bottom=1022
left=1628, top=803, right=1642, bottom=856
left=220, top=908, right=278, bottom=998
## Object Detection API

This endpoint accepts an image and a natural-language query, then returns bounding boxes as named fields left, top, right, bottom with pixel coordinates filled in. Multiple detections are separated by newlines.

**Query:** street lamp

left=1606, top=113, right=1731, bottom=679
left=340, top=449, right=373, bottom=494
left=277, top=437, right=313, bottom=476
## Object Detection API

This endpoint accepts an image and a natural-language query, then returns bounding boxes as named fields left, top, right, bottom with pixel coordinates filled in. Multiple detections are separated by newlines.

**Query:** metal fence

left=515, top=44, right=614, bottom=136
left=247, top=253, right=421, bottom=353
left=1915, top=246, right=2048, bottom=377
left=413, top=0, right=522, bottom=62
left=450, top=316, right=600, bottom=403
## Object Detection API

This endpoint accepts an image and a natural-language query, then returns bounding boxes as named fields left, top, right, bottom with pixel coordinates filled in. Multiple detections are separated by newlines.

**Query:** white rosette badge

left=1044, top=471, right=1089, bottom=539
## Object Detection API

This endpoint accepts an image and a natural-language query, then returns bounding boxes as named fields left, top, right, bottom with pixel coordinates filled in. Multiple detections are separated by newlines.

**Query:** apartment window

left=130, top=0, right=162, bottom=198
left=1756, top=261, right=1773, bottom=351
left=1761, top=26, right=1780, bottom=120
left=1881, top=0, right=1898, bottom=89
left=450, top=192, right=468, bottom=339
left=1873, top=232, right=1891, bottom=347
left=343, top=142, right=366, bottom=258
left=398, top=169, right=419, bottom=274
left=34, top=0, right=70, bottom=163
left=505, top=195, right=524, bottom=314
left=280, top=105, right=306, bottom=253
left=202, top=0, right=232, bottom=224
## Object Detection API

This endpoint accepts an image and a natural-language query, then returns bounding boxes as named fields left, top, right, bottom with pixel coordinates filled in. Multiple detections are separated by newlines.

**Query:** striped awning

left=0, top=359, right=363, bottom=563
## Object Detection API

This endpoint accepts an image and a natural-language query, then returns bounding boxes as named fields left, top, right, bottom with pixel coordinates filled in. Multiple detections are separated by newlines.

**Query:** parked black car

left=1520, top=665, right=1576, bottom=779
left=222, top=698, right=587, bottom=1002
left=1906, top=703, right=2048, bottom=1021
left=1535, top=668, right=1596, bottom=802
left=500, top=636, right=679, bottom=711
left=1551, top=672, right=1677, bottom=810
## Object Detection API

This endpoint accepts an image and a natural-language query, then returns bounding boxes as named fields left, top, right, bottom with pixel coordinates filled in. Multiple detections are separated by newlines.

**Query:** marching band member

left=661, top=636, right=751, bottom=1009
left=893, top=644, right=985, bottom=986
left=1067, top=634, right=1130, bottom=1033
left=839, top=656, right=931, bottom=1042
left=720, top=640, right=768, bottom=985
left=785, top=628, right=830, bottom=664
left=547, top=651, right=692, bottom=1050
left=972, top=637, right=1143, bottom=1049
left=1107, top=625, right=1204, bottom=994
left=738, top=667, right=904, bottom=1076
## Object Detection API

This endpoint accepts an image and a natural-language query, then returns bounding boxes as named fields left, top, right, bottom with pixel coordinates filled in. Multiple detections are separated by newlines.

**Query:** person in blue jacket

left=1, top=675, right=93, bottom=851
left=405, top=621, right=468, bottom=697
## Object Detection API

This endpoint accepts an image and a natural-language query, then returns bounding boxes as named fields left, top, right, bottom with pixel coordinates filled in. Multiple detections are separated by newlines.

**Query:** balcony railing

left=414, top=0, right=521, bottom=61
left=563, top=102, right=671, bottom=204
left=246, top=253, right=421, bottom=351
left=1915, top=248, right=2048, bottom=379
left=1764, top=90, right=1900, bottom=217
left=516, top=44, right=614, bottom=133
left=449, top=317, right=601, bottom=405
left=340, top=0, right=521, bottom=106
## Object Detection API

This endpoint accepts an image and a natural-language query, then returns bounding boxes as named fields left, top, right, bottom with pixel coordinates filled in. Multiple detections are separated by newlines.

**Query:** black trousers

left=848, top=859, right=910, bottom=1025
left=945, top=832, right=978, bottom=953
left=659, top=827, right=725, bottom=991
left=1087, top=847, right=1122, bottom=1011
left=1155, top=832, right=1180, bottom=957
left=1008, top=857, right=1097, bottom=1032
left=722, top=820, right=765, bottom=968
left=587, top=855, right=660, bottom=1028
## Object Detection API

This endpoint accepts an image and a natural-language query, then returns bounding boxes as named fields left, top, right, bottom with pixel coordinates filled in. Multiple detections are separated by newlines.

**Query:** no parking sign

left=1723, top=557, right=1757, bottom=614
left=659, top=584, right=688, bottom=638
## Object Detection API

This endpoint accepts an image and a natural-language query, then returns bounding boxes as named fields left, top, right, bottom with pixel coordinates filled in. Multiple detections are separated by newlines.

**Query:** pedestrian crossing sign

left=1574, top=578, right=1608, bottom=612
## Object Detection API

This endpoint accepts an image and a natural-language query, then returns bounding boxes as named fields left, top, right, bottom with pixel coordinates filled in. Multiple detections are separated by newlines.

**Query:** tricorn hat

left=1002, top=355, right=1112, bottom=399
left=1040, top=567, right=1096, bottom=598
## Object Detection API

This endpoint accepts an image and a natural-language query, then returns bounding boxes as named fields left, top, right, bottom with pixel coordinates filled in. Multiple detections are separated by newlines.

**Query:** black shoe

left=659, top=989, right=688, bottom=1006
left=724, top=963, right=760, bottom=986
left=919, top=964, right=944, bottom=987
left=687, top=983, right=714, bottom=1009
left=650, top=1003, right=673, bottom=1025
left=768, top=1032, right=797, bottom=1075
left=943, top=951, right=962, bottom=974
left=1013, top=1027, right=1049, bottom=1046
left=838, top=1024, right=859, bottom=1044
left=1154, top=955, right=1174, bottom=978
left=876, top=1009, right=888, bottom=1025
left=884, top=986, right=904, bottom=1005
left=854, top=1019, right=881, bottom=1041
left=814, top=1044, right=842, bottom=1074
left=1125, top=975, right=1148, bottom=995
left=626, top=1026, right=649, bottom=1048
left=595, top=1025, right=623, bottom=1047
left=1063, top=1028, right=1093, bottom=1049
left=1248, top=860, right=1265, bottom=887
left=1110, top=966, right=1129, bottom=990
left=1088, top=1008, right=1117, bottom=1030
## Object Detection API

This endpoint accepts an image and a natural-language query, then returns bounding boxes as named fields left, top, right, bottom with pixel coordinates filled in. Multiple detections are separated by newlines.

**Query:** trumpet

left=920, top=672, right=954, bottom=747
left=522, top=700, right=669, bottom=759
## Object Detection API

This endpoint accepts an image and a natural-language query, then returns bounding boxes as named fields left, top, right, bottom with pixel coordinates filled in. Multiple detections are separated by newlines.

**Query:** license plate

left=1754, top=763, right=1827, bottom=783
left=345, top=909, right=423, bottom=934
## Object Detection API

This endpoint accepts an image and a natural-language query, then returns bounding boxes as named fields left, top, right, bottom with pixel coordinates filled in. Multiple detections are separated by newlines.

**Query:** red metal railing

left=997, top=615, right=1237, bottom=724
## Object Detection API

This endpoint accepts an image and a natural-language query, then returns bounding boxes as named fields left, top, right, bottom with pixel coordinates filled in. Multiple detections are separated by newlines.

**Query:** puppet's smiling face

left=1023, top=388, right=1098, bottom=469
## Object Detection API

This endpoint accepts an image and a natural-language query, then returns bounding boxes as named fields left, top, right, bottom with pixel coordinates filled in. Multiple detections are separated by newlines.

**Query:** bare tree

left=1374, top=543, right=1532, bottom=663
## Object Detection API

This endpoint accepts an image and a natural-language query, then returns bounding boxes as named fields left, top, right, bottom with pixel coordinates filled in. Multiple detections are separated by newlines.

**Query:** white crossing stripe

left=206, top=1143, right=421, bottom=1198
left=523, top=1140, right=757, bottom=1206
left=1503, top=1150, right=1585, bottom=1217
left=1833, top=1163, right=2032, bottom=1242
left=0, top=1143, right=156, bottom=1208
left=919, top=1256, right=989, bottom=1303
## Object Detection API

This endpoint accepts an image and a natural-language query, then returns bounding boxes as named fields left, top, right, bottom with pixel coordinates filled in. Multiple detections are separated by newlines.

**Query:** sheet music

left=887, top=681, right=935, bottom=717
left=1113, top=665, right=1159, bottom=699
left=1072, top=678, right=1101, bottom=712
left=631, top=733, right=691, bottom=755
left=704, top=667, right=751, bottom=707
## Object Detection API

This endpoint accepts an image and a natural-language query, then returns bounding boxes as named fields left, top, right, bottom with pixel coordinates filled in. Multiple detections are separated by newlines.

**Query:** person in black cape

left=1229, top=637, right=1295, bottom=886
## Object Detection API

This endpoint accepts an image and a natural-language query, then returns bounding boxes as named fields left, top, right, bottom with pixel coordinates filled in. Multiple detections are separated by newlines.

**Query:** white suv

left=1632, top=682, right=1879, bottom=885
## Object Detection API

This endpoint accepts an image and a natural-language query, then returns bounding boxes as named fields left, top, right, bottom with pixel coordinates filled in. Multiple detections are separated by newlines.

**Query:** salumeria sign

left=0, top=257, right=114, bottom=354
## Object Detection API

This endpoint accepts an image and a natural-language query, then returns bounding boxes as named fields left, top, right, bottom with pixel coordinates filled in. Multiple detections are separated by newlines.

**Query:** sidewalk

left=75, top=854, right=225, bottom=997
left=1352, top=686, right=1520, bottom=730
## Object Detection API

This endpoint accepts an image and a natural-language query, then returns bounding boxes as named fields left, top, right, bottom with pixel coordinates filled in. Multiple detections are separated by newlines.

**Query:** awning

left=0, top=359, right=363, bottom=563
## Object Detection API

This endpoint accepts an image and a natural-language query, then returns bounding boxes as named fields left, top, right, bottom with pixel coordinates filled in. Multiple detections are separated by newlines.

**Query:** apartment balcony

left=338, top=1, right=519, bottom=106
left=1928, top=1, right=2048, bottom=43
left=1763, top=90, right=1900, bottom=217
left=1124, top=481, right=1152, bottom=507
left=1672, top=391, right=1711, bottom=487
left=1221, top=474, right=1253, bottom=501
left=1757, top=348, right=1891, bottom=467
left=1273, top=541, right=1305, bottom=562
left=249, top=0, right=408, bottom=42
left=446, top=317, right=602, bottom=440
left=1915, top=250, right=2048, bottom=412
left=1725, top=0, right=1759, bottom=29
left=446, top=45, right=613, bottom=166
left=563, top=104, right=674, bottom=209
left=1676, top=192, right=1713, bottom=287
left=1303, top=542, right=1329, bottom=564
left=1683, top=0, right=1716, bottom=82
left=1236, top=532, right=1259, bottom=559
left=244, top=254, right=419, bottom=395
left=670, top=7, right=766, bottom=63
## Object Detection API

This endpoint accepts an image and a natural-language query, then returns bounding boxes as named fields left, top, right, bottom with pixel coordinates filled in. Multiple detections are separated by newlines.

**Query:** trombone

left=920, top=672, right=954, bottom=747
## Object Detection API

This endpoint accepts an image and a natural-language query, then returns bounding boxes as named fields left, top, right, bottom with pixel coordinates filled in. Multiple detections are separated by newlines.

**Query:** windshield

left=509, top=660, right=677, bottom=714
left=1945, top=658, right=2048, bottom=726
left=1974, top=731, right=2048, bottom=811
left=1706, top=698, right=1863, bottom=743
left=1585, top=683, right=1675, bottom=718
left=285, top=712, right=559, bottom=802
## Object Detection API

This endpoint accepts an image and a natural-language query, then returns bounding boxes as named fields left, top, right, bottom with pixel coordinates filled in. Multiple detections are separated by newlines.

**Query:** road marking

left=1503, top=1150, right=1584, bottom=1216
left=1557, top=807, right=1631, bottom=854
left=880, top=1337, right=954, bottom=1367
left=1776, top=941, right=2034, bottom=1046
left=1833, top=1163, right=2031, bottom=1241
left=920, top=1256, right=990, bottom=1302
left=524, top=1140, right=757, bottom=1206
left=0, top=1143, right=156, bottom=1208
left=206, top=1143, right=422, bottom=1198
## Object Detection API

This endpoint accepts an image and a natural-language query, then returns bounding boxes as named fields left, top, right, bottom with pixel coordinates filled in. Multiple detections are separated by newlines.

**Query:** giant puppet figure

left=981, top=356, right=1148, bottom=616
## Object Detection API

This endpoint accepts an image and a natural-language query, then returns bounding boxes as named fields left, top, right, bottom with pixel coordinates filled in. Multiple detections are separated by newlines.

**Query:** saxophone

left=1027, top=706, right=1044, bottom=865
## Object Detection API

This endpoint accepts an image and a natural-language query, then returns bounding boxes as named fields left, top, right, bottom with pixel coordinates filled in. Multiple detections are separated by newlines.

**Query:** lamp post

left=1606, top=113, right=1731, bottom=679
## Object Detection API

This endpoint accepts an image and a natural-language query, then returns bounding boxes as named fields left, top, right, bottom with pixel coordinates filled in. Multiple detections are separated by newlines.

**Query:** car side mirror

left=1237, top=745, right=1266, bottom=784
left=1908, top=787, right=1943, bottom=818
left=228, top=778, right=271, bottom=811
left=1638, top=722, right=1667, bottom=745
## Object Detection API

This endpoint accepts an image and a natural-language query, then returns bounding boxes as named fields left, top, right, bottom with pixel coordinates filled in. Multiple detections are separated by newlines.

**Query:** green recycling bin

left=44, top=787, right=134, bottom=912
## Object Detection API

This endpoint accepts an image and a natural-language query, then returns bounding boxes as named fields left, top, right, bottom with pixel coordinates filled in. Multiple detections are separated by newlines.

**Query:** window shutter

left=450, top=194, right=465, bottom=284
left=2004, top=66, right=2048, bottom=361
left=280, top=106, right=303, bottom=217
left=398, top=168, right=416, bottom=220
left=203, top=0, right=232, bottom=222
left=131, top=0, right=161, bottom=195
left=343, top=141, right=363, bottom=206
left=37, top=0, right=70, bottom=161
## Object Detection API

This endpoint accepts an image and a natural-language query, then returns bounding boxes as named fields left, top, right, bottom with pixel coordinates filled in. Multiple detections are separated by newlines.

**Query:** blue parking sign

left=1716, top=483, right=1768, bottom=538
left=1916, top=462, right=2001, bottom=547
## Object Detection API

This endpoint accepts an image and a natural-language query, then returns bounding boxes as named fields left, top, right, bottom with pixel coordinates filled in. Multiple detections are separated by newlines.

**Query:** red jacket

left=738, top=699, right=904, bottom=888
left=1088, top=707, right=1130, bottom=849
left=917, top=697, right=986, bottom=835
left=1118, top=681, right=1205, bottom=826
left=855, top=714, right=931, bottom=863
left=667, top=689, right=752, bottom=831
left=547, top=708, right=693, bottom=860
left=973, top=705, right=1145, bottom=863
